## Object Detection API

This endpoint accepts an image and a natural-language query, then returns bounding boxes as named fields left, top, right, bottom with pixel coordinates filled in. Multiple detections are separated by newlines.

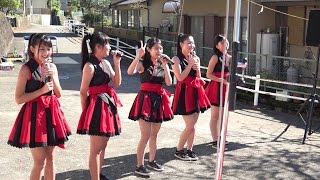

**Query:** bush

left=82, top=12, right=102, bottom=27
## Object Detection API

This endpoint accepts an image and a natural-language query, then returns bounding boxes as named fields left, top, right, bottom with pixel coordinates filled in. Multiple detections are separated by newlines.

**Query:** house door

left=190, top=16, right=204, bottom=62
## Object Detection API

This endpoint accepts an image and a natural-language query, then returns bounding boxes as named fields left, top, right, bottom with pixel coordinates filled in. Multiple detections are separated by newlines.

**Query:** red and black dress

left=7, top=59, right=71, bottom=148
left=128, top=60, right=173, bottom=123
left=205, top=51, right=229, bottom=106
left=172, top=55, right=211, bottom=115
left=77, top=56, right=122, bottom=137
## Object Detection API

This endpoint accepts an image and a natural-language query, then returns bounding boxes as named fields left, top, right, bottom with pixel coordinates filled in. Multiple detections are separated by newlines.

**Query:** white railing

left=112, top=38, right=320, bottom=107
left=63, top=21, right=318, bottom=107
left=237, top=74, right=319, bottom=106
left=63, top=20, right=93, bottom=37
left=109, top=37, right=138, bottom=60
left=101, top=37, right=320, bottom=107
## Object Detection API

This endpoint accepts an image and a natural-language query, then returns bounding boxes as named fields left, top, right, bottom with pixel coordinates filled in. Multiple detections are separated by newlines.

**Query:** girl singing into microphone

left=77, top=32, right=123, bottom=180
left=172, top=33, right=211, bottom=161
left=7, top=33, right=71, bottom=179
left=127, top=38, right=173, bottom=177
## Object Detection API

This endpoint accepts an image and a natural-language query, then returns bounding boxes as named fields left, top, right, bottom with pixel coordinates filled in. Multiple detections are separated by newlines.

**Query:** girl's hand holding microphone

left=42, top=82, right=54, bottom=93
left=44, top=62, right=54, bottom=80
left=42, top=61, right=54, bottom=94
left=188, top=54, right=199, bottom=71
left=111, top=50, right=123, bottom=64
left=190, top=52, right=200, bottom=71
left=159, top=54, right=170, bottom=68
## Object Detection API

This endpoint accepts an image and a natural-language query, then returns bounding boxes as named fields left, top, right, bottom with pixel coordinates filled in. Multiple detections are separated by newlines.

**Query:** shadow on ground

left=55, top=142, right=248, bottom=180
left=234, top=103, right=320, bottom=144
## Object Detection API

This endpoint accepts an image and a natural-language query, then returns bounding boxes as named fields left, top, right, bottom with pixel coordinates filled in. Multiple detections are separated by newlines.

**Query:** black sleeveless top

left=177, top=54, right=197, bottom=77
left=140, top=60, right=164, bottom=84
left=213, top=51, right=229, bottom=73
left=25, top=59, right=51, bottom=95
left=88, top=56, right=111, bottom=87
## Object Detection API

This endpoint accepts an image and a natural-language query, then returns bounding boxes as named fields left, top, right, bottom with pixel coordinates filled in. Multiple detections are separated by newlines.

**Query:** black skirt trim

left=128, top=115, right=174, bottom=123
left=173, top=105, right=211, bottom=116
left=7, top=133, right=71, bottom=149
left=76, top=129, right=121, bottom=137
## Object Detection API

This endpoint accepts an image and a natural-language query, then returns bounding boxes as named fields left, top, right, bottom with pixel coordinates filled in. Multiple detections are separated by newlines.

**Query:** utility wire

left=248, top=0, right=309, bottom=21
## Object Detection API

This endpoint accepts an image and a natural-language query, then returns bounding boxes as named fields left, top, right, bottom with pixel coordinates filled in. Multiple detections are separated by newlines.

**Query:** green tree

left=82, top=12, right=102, bottom=26
left=47, top=0, right=61, bottom=15
left=0, top=0, right=21, bottom=14
left=69, top=0, right=80, bottom=13
left=80, top=0, right=110, bottom=13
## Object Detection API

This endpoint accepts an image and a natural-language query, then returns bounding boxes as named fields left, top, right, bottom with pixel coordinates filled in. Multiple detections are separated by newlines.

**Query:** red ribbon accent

left=31, top=95, right=61, bottom=126
left=182, top=75, right=205, bottom=87
left=140, top=82, right=171, bottom=106
left=179, top=75, right=210, bottom=108
left=88, top=84, right=122, bottom=107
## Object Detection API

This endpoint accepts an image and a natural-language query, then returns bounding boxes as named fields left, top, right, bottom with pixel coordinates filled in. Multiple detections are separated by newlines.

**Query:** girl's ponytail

left=81, top=34, right=92, bottom=70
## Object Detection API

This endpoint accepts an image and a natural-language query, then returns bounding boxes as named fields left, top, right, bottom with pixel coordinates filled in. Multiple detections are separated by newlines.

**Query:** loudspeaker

left=306, top=10, right=320, bottom=47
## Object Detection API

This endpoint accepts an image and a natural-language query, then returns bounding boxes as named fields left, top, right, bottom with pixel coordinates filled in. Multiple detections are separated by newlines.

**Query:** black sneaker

left=174, top=149, right=191, bottom=161
left=186, top=150, right=199, bottom=161
left=99, top=173, right=110, bottom=180
left=212, top=141, right=229, bottom=150
left=147, top=160, right=164, bottom=171
left=135, top=165, right=151, bottom=177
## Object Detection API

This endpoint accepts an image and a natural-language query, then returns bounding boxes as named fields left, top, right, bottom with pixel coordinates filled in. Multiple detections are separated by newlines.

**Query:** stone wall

left=0, top=12, right=14, bottom=56
left=16, top=16, right=31, bottom=28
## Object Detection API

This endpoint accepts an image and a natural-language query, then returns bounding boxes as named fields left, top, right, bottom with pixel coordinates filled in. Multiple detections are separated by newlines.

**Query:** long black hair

left=28, top=33, right=52, bottom=60
left=213, top=34, right=225, bottom=54
left=142, top=37, right=162, bottom=68
left=81, top=31, right=110, bottom=70
left=176, top=33, right=191, bottom=58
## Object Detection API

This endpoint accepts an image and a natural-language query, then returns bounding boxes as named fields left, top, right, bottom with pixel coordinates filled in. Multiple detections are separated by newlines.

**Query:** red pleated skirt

left=8, top=95, right=71, bottom=148
left=77, top=84, right=122, bottom=137
left=205, top=72, right=229, bottom=107
left=172, top=76, right=211, bottom=115
left=129, top=83, right=173, bottom=123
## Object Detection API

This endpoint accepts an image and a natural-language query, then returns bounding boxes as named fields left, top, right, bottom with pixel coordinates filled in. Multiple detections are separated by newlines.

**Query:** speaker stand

left=273, top=44, right=320, bottom=144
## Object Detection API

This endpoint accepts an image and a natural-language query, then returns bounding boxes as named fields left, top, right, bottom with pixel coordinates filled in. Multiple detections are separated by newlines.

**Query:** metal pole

left=23, top=0, right=26, bottom=16
left=229, top=0, right=241, bottom=111
left=246, top=0, right=250, bottom=54
left=303, top=45, right=320, bottom=144
left=101, top=11, right=104, bottom=32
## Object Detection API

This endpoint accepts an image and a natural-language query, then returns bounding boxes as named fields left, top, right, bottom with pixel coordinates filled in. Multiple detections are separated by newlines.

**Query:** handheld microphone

left=190, top=50, right=196, bottom=57
left=158, top=54, right=174, bottom=65
left=44, top=61, right=51, bottom=83
left=111, top=50, right=124, bottom=57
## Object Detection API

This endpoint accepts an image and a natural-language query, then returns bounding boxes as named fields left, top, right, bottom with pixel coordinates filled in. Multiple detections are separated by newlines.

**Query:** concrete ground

left=0, top=24, right=320, bottom=180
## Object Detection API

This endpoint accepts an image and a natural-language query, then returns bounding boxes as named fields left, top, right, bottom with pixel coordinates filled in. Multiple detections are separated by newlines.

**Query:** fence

left=107, top=37, right=320, bottom=107
left=64, top=23, right=320, bottom=107
left=240, top=52, right=317, bottom=84
left=64, top=20, right=93, bottom=37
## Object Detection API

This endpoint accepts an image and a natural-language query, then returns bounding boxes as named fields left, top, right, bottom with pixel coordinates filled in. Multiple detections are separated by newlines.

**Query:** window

left=118, top=10, right=122, bottom=27
left=222, top=17, right=248, bottom=52
left=113, top=10, right=118, bottom=27
left=128, top=10, right=134, bottom=28
left=120, top=10, right=128, bottom=28
left=134, top=10, right=141, bottom=29
left=112, top=9, right=141, bottom=29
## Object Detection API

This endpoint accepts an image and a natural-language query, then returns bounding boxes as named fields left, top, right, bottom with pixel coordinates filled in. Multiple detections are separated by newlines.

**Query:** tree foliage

left=0, top=0, right=21, bottom=14
left=47, top=0, right=61, bottom=14
left=80, top=0, right=110, bottom=12
left=68, top=0, right=80, bottom=13
left=82, top=12, right=102, bottom=26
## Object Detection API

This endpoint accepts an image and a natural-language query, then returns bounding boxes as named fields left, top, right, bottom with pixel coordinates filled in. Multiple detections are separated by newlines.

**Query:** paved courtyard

left=0, top=24, right=319, bottom=180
